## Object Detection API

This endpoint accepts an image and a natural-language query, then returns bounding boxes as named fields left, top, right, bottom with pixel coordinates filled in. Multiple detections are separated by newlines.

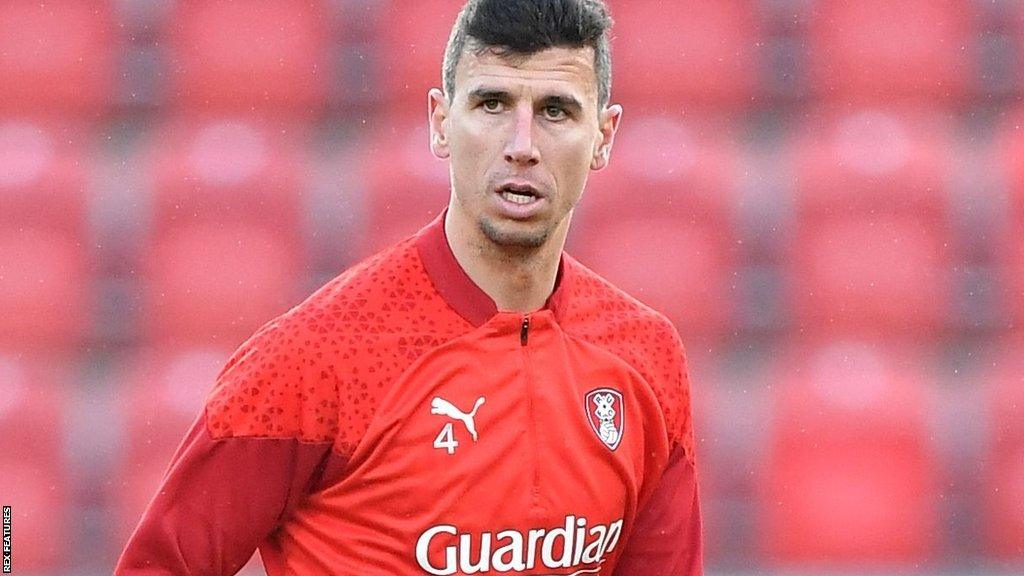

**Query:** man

left=116, top=1, right=702, bottom=574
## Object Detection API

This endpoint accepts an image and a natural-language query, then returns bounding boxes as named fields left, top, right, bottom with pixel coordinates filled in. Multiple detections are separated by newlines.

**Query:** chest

left=327, top=326, right=665, bottom=522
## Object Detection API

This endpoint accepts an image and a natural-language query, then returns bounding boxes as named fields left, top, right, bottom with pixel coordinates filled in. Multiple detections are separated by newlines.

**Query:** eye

left=543, top=106, right=567, bottom=120
left=481, top=99, right=502, bottom=113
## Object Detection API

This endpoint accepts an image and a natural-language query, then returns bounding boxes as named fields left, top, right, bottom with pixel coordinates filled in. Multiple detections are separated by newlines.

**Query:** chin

left=479, top=217, right=550, bottom=249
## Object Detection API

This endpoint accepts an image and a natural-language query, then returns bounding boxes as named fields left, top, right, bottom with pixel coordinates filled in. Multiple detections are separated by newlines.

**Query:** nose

left=504, top=105, right=540, bottom=167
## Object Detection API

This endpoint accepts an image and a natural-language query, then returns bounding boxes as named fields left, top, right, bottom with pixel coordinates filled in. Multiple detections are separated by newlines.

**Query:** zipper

left=518, top=313, right=543, bottom=514
left=520, top=314, right=530, bottom=346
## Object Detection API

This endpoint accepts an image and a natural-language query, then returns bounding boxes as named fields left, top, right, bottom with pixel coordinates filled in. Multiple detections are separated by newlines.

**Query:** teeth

left=501, top=191, right=535, bottom=205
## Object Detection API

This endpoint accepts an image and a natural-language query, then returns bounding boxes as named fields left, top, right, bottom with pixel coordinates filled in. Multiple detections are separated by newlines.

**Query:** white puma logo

left=431, top=396, right=486, bottom=441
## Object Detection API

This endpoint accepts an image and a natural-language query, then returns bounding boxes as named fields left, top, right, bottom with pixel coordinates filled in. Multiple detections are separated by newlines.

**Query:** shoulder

left=204, top=302, right=339, bottom=442
left=558, top=254, right=695, bottom=459
left=206, top=237, right=472, bottom=445
left=204, top=240, right=418, bottom=441
left=558, top=252, right=683, bottom=354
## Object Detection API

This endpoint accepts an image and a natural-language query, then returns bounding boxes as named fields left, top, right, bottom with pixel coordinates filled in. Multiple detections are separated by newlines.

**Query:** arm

left=113, top=412, right=341, bottom=576
left=614, top=320, right=703, bottom=575
left=613, top=444, right=703, bottom=576
left=115, top=319, right=346, bottom=575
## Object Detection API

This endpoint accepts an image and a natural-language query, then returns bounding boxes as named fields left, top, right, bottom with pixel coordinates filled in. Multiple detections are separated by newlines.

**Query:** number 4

left=433, top=422, right=459, bottom=455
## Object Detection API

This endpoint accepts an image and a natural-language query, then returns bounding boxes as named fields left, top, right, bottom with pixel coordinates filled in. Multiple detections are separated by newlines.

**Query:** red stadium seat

left=376, top=0, right=466, bottom=107
left=790, top=214, right=952, bottom=338
left=759, top=340, right=939, bottom=565
left=147, top=116, right=307, bottom=237
left=997, top=108, right=1024, bottom=213
left=0, top=463, right=70, bottom=570
left=0, top=1, right=114, bottom=115
left=996, top=111, right=1024, bottom=325
left=1003, top=219, right=1024, bottom=325
left=582, top=113, right=739, bottom=226
left=572, top=217, right=734, bottom=339
left=573, top=217, right=733, bottom=336
left=789, top=108, right=953, bottom=338
left=0, top=120, right=91, bottom=352
left=0, top=353, right=67, bottom=464
left=166, top=1, right=330, bottom=114
left=0, top=353, right=70, bottom=571
left=792, top=108, right=953, bottom=218
left=141, top=222, right=300, bottom=346
left=112, top=346, right=230, bottom=544
left=142, top=117, right=308, bottom=346
left=0, top=227, right=89, bottom=350
left=360, top=115, right=450, bottom=256
left=0, top=119, right=89, bottom=236
left=571, top=114, right=738, bottom=338
left=984, top=336, right=1024, bottom=559
left=610, top=0, right=760, bottom=111
left=807, top=0, right=973, bottom=103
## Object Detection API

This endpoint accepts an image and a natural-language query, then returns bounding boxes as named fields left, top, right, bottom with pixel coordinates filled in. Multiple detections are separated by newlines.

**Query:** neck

left=444, top=205, right=568, bottom=314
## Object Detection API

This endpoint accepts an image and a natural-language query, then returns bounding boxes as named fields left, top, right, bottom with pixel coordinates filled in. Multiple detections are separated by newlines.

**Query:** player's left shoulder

left=558, top=252, right=687, bottom=368
left=559, top=253, right=694, bottom=449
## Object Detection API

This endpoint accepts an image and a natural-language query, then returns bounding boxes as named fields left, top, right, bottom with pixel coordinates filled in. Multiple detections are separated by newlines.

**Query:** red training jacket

left=115, top=211, right=703, bottom=575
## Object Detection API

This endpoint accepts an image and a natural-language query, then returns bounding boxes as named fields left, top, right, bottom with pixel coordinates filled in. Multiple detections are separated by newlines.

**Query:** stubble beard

left=478, top=216, right=551, bottom=249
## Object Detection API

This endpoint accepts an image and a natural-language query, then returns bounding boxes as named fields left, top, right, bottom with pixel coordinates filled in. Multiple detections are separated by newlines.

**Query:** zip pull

left=520, top=315, right=530, bottom=346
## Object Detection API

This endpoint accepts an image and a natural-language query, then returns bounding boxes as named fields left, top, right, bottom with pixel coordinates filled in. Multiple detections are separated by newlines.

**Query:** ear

left=428, top=88, right=451, bottom=160
left=591, top=104, right=622, bottom=171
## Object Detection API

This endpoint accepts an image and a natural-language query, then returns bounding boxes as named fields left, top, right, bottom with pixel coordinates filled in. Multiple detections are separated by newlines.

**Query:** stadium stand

left=0, top=119, right=90, bottom=237
left=1004, top=218, right=1024, bottom=325
left=997, top=108, right=1024, bottom=216
left=146, top=117, right=308, bottom=234
left=5, top=1, right=1023, bottom=573
left=993, top=110, right=1024, bottom=325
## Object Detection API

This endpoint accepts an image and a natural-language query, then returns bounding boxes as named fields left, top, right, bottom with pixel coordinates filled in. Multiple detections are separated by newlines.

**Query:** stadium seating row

left=3, top=0, right=1024, bottom=115
left=3, top=110, right=1022, bottom=349
left=2, top=338, right=1020, bottom=571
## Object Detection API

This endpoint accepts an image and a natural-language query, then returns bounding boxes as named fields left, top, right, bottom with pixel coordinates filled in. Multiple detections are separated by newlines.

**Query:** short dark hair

left=442, top=0, right=614, bottom=107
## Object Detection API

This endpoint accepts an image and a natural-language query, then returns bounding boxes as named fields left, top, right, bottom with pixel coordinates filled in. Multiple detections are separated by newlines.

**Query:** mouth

left=491, top=181, right=548, bottom=219
left=495, top=183, right=544, bottom=205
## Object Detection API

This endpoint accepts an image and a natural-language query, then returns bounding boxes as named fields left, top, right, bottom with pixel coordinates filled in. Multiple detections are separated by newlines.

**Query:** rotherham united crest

left=585, top=388, right=624, bottom=450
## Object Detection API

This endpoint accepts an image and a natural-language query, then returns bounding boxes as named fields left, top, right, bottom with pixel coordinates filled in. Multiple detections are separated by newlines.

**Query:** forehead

left=452, top=45, right=599, bottom=104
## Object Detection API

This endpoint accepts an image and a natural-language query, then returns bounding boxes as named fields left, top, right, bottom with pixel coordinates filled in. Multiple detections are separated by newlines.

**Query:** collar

left=413, top=209, right=567, bottom=328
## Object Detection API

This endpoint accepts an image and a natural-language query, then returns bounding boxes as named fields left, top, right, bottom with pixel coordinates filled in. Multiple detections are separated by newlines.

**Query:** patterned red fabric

left=116, top=211, right=702, bottom=575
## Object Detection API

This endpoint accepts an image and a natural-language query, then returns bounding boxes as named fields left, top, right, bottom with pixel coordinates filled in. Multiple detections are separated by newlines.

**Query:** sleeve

left=612, top=445, right=703, bottom=576
left=114, top=321, right=347, bottom=576
left=113, top=416, right=342, bottom=576
left=613, top=323, right=703, bottom=576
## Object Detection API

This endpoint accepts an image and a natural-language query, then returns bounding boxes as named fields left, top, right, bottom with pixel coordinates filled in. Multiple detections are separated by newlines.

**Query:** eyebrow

left=539, top=94, right=583, bottom=115
left=467, top=88, right=513, bottom=103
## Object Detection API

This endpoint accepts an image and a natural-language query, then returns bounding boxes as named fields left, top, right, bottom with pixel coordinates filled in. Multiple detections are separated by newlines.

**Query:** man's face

left=429, top=45, right=620, bottom=249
